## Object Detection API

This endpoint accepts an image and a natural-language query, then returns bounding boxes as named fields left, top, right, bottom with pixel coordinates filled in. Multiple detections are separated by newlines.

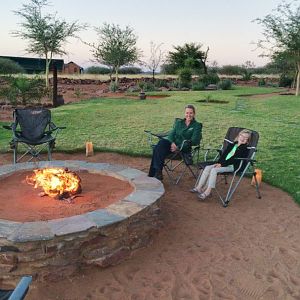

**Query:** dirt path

left=1, top=152, right=299, bottom=300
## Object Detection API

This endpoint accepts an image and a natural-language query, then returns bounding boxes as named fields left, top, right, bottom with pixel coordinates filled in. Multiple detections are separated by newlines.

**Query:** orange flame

left=26, top=168, right=81, bottom=198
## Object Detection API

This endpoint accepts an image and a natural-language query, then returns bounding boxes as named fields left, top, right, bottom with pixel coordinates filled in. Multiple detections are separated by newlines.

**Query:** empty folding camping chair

left=3, top=108, right=65, bottom=164
left=145, top=118, right=202, bottom=184
left=0, top=276, right=32, bottom=300
left=195, top=127, right=261, bottom=207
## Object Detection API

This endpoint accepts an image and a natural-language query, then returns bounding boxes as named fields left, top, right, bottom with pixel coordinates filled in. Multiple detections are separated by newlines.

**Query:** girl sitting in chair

left=192, top=129, right=252, bottom=200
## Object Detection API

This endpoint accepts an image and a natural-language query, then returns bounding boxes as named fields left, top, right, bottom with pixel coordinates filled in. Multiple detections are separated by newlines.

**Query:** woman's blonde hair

left=235, top=129, right=252, bottom=144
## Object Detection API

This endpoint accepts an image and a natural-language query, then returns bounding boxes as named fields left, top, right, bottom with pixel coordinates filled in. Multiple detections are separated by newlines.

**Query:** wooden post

left=86, top=142, right=94, bottom=156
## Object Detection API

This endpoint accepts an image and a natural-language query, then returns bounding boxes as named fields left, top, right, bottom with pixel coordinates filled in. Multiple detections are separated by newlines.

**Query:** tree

left=267, top=51, right=296, bottom=75
left=0, top=58, right=24, bottom=74
left=241, top=60, right=256, bottom=80
left=167, top=43, right=209, bottom=74
left=91, top=23, right=140, bottom=85
left=13, top=0, right=84, bottom=87
left=145, top=42, right=165, bottom=82
left=254, top=1, right=300, bottom=96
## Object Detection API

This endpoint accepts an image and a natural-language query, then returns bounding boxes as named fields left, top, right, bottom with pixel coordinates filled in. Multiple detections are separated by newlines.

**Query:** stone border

left=0, top=160, right=164, bottom=242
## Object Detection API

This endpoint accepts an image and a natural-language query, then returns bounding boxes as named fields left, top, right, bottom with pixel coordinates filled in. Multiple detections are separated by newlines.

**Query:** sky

left=0, top=0, right=285, bottom=69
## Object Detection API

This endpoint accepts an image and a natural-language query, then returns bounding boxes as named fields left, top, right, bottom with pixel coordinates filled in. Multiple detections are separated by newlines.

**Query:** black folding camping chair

left=145, top=118, right=202, bottom=185
left=0, top=276, right=32, bottom=300
left=195, top=127, right=261, bottom=207
left=3, top=108, right=65, bottom=164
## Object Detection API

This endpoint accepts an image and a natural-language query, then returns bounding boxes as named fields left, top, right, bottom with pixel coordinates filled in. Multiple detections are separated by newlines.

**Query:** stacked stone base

left=0, top=161, right=164, bottom=286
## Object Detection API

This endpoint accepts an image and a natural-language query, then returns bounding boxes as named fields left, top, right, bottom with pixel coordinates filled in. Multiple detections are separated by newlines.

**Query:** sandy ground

left=1, top=152, right=300, bottom=300
left=0, top=170, right=133, bottom=222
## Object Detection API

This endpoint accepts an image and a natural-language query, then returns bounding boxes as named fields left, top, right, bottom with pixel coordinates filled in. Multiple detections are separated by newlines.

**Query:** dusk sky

left=0, top=0, right=284, bottom=68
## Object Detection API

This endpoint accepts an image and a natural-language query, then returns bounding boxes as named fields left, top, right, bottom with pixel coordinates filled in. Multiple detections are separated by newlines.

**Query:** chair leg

left=48, top=143, right=52, bottom=161
left=13, top=143, right=18, bottom=164
left=215, top=188, right=227, bottom=207
left=224, top=173, right=239, bottom=204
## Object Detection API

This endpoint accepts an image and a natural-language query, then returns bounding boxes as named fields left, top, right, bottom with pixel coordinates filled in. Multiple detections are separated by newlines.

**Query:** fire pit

left=0, top=161, right=164, bottom=285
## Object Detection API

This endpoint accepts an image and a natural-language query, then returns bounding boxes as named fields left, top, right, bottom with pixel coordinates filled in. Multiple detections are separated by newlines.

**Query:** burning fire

left=26, top=168, right=82, bottom=199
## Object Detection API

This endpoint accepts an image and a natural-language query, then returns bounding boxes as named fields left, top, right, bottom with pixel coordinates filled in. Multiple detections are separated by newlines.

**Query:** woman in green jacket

left=148, top=104, right=202, bottom=180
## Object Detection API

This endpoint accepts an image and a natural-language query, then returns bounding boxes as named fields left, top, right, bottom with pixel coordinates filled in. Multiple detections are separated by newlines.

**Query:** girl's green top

left=225, top=144, right=238, bottom=160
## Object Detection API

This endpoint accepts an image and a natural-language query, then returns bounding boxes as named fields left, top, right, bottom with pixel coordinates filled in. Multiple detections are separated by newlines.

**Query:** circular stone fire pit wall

left=0, top=161, right=164, bottom=285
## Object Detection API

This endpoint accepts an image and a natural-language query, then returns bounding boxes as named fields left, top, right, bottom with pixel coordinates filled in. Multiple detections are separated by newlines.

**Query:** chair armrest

left=144, top=130, right=169, bottom=148
left=233, top=157, right=257, bottom=173
left=45, top=123, right=66, bottom=135
left=234, top=157, right=256, bottom=163
left=8, top=276, right=32, bottom=300
left=3, top=124, right=21, bottom=138
left=202, top=147, right=222, bottom=161
left=3, top=125, right=12, bottom=130
left=144, top=130, right=168, bottom=139
left=178, top=139, right=191, bottom=152
left=203, top=147, right=222, bottom=153
left=49, top=122, right=66, bottom=130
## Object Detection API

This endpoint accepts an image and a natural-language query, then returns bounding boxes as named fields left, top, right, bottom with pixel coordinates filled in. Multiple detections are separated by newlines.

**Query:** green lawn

left=1, top=86, right=300, bottom=203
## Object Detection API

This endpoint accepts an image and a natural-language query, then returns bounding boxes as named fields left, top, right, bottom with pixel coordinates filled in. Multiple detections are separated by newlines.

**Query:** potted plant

left=138, top=81, right=147, bottom=100
left=139, top=89, right=146, bottom=100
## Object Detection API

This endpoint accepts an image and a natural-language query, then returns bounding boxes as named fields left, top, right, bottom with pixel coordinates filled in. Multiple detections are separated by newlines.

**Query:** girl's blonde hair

left=234, top=129, right=252, bottom=144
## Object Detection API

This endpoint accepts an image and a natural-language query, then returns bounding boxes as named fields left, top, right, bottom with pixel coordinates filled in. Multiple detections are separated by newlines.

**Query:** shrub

left=218, top=65, right=244, bottom=75
left=169, top=79, right=180, bottom=89
left=218, top=79, right=232, bottom=90
left=127, top=86, right=140, bottom=93
left=154, top=79, right=170, bottom=88
left=279, top=74, right=293, bottom=87
left=109, top=81, right=118, bottom=92
left=74, top=87, right=83, bottom=98
left=0, top=58, right=25, bottom=74
left=258, top=78, right=266, bottom=86
left=0, top=75, right=47, bottom=105
left=85, top=66, right=110, bottom=74
left=198, top=73, right=220, bottom=86
left=191, top=81, right=206, bottom=91
left=204, top=94, right=212, bottom=103
left=178, top=68, right=192, bottom=88
left=241, top=71, right=252, bottom=81
left=118, top=67, right=142, bottom=74
left=138, top=81, right=146, bottom=90
left=144, top=82, right=156, bottom=92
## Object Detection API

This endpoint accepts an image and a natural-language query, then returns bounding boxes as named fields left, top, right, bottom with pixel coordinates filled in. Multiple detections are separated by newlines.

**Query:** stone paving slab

left=37, top=160, right=68, bottom=168
left=0, top=160, right=164, bottom=241
left=48, top=215, right=96, bottom=236
left=8, top=221, right=54, bottom=242
left=102, top=164, right=129, bottom=173
left=124, top=190, right=164, bottom=206
left=117, top=168, right=146, bottom=180
left=84, top=162, right=111, bottom=170
left=86, top=209, right=125, bottom=227
left=107, top=200, right=145, bottom=217
left=133, top=175, right=165, bottom=193
left=0, top=220, right=21, bottom=239
left=0, top=164, right=16, bottom=176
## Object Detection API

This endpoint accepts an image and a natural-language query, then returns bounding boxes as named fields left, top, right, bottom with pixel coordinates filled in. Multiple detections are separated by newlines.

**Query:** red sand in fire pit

left=0, top=170, right=133, bottom=222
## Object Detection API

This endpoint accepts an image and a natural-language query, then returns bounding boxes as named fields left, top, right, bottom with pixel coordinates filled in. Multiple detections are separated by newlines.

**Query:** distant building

left=0, top=56, right=64, bottom=74
left=63, top=61, right=83, bottom=74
